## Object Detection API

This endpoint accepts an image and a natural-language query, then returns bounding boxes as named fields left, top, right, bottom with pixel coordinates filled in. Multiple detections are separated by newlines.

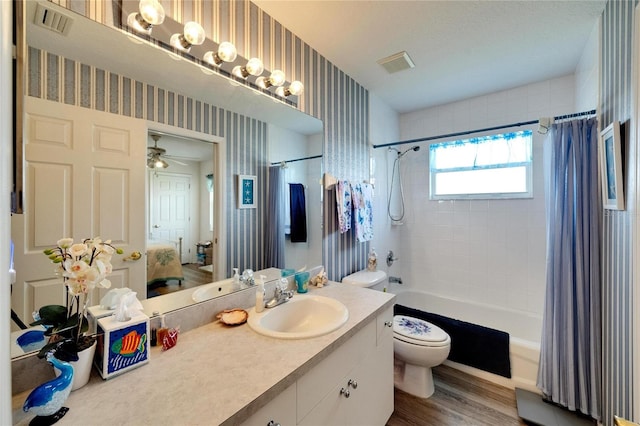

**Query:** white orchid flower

left=56, top=238, right=74, bottom=249
left=69, top=243, right=88, bottom=258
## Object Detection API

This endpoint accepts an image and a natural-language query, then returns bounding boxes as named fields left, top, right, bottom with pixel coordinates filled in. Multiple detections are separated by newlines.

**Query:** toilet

left=342, top=269, right=451, bottom=399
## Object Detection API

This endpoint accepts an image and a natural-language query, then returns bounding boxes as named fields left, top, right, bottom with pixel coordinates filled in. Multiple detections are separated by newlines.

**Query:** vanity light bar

left=118, top=0, right=303, bottom=102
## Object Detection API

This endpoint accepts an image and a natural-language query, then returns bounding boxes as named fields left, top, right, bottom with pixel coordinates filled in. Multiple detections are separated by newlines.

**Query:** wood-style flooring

left=387, top=365, right=528, bottom=426
left=147, top=263, right=212, bottom=298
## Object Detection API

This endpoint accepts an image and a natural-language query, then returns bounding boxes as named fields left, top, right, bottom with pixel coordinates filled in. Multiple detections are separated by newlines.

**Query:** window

left=429, top=130, right=533, bottom=200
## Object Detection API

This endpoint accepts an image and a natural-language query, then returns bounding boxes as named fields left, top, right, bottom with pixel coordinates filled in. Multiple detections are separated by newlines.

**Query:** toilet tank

left=342, top=270, right=388, bottom=292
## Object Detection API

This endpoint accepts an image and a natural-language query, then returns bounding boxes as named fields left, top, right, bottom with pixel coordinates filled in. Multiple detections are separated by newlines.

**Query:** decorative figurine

left=23, top=351, right=74, bottom=426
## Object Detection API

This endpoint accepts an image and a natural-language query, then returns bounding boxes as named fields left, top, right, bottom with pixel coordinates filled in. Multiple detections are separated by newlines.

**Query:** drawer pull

left=340, top=388, right=350, bottom=398
left=384, top=321, right=393, bottom=328
left=267, top=421, right=280, bottom=426
left=348, top=379, right=358, bottom=389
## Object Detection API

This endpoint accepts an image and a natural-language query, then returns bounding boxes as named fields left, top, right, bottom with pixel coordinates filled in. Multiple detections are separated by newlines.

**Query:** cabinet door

left=299, top=309, right=395, bottom=426
left=376, top=305, right=394, bottom=345
left=241, top=383, right=296, bottom=426
left=348, top=334, right=394, bottom=425
left=296, top=321, right=376, bottom=422
left=297, top=379, right=351, bottom=426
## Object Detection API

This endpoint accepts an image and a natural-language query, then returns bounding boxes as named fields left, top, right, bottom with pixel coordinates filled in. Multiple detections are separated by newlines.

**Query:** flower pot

left=70, top=340, right=97, bottom=391
left=55, top=340, right=97, bottom=391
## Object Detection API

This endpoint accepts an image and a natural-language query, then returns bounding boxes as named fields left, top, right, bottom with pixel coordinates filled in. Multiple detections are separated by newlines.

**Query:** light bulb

left=217, top=42, right=237, bottom=63
left=183, top=21, right=205, bottom=46
left=170, top=21, right=205, bottom=52
left=288, top=80, right=304, bottom=96
left=127, top=0, right=164, bottom=34
left=256, top=70, right=286, bottom=89
left=269, top=70, right=286, bottom=87
left=256, top=76, right=268, bottom=89
left=245, top=58, right=264, bottom=76
left=232, top=58, right=264, bottom=79
left=203, top=42, right=237, bottom=66
left=231, top=65, right=245, bottom=79
left=276, top=81, right=304, bottom=97
left=139, top=0, right=165, bottom=25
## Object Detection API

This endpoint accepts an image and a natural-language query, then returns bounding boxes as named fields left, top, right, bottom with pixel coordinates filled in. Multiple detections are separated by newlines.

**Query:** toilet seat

left=393, top=315, right=450, bottom=347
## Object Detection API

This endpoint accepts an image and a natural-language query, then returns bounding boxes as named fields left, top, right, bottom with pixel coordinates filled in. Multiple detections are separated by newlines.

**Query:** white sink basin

left=247, top=294, right=349, bottom=339
left=192, top=278, right=238, bottom=302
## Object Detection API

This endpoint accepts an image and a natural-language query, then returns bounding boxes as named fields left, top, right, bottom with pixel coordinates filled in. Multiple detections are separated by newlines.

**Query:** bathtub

left=393, top=289, right=541, bottom=393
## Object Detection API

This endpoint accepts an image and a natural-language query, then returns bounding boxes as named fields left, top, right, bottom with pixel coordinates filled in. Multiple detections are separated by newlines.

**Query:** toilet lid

left=393, top=315, right=449, bottom=345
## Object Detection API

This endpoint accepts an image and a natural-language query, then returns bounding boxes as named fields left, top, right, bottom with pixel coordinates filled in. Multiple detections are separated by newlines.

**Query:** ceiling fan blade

left=166, top=157, right=188, bottom=166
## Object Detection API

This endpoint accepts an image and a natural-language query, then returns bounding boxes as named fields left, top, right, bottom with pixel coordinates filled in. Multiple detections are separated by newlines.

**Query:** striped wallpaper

left=27, top=45, right=268, bottom=275
left=45, top=0, right=371, bottom=281
left=600, top=0, right=637, bottom=424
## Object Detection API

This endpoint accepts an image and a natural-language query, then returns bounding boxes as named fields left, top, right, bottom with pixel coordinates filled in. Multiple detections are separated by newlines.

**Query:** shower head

left=398, top=145, right=420, bottom=158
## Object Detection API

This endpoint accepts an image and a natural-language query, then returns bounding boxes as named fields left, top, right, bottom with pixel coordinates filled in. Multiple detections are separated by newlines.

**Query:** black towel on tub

left=289, top=184, right=307, bottom=243
left=395, top=304, right=512, bottom=378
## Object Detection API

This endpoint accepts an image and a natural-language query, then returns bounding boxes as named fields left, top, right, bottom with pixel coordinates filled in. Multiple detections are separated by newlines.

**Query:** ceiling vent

left=33, top=3, right=73, bottom=36
left=377, top=51, right=415, bottom=74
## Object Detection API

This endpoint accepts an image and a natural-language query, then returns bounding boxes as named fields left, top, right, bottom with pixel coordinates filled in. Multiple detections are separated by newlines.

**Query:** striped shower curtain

left=265, top=166, right=285, bottom=268
left=537, top=117, right=601, bottom=420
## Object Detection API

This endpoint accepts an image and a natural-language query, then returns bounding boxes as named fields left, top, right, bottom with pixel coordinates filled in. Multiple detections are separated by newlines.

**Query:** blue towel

left=289, top=184, right=307, bottom=243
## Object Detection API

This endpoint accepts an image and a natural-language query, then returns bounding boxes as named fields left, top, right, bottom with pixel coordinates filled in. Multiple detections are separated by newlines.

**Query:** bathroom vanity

left=11, top=283, right=395, bottom=425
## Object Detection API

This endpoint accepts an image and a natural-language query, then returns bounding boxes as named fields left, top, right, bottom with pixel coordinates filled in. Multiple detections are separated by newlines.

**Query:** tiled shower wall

left=46, top=0, right=371, bottom=280
left=395, top=75, right=577, bottom=334
left=600, top=0, right=637, bottom=423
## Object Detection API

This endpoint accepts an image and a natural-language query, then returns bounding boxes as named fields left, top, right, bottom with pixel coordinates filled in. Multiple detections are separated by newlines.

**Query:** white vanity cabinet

left=240, top=305, right=394, bottom=426
left=241, top=382, right=297, bottom=426
left=297, top=305, right=394, bottom=425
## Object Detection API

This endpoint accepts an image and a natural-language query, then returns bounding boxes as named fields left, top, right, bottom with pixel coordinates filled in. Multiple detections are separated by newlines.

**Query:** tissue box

left=94, top=313, right=150, bottom=380
left=86, top=305, right=114, bottom=335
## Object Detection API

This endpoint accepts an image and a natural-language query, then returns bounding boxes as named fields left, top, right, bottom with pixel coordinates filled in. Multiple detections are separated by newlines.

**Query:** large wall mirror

left=11, top=1, right=323, bottom=359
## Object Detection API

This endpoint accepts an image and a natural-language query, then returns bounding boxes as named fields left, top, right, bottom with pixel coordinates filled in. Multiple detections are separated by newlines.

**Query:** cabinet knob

left=384, top=320, right=393, bottom=328
left=348, top=379, right=358, bottom=389
left=340, top=388, right=350, bottom=398
left=267, top=421, right=280, bottom=426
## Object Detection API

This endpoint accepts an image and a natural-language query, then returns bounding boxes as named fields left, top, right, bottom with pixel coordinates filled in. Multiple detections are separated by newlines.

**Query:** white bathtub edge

left=443, top=338, right=541, bottom=394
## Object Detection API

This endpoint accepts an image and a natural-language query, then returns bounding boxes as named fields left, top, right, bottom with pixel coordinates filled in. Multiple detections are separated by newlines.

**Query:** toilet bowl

left=342, top=269, right=451, bottom=399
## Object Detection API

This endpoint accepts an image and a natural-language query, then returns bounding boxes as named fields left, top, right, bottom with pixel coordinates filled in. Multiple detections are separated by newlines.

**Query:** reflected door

left=150, top=172, right=191, bottom=264
left=12, top=97, right=147, bottom=324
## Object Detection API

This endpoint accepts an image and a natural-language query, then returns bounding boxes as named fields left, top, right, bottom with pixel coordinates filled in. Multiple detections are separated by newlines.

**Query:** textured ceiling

left=253, top=0, right=606, bottom=114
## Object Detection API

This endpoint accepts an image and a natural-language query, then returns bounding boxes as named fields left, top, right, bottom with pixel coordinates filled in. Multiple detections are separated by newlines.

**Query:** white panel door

left=11, top=97, right=147, bottom=324
left=150, top=172, right=191, bottom=264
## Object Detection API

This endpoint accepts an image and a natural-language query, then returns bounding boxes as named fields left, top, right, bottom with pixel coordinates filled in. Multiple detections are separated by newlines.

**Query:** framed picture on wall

left=237, top=175, right=257, bottom=209
left=599, top=121, right=624, bottom=210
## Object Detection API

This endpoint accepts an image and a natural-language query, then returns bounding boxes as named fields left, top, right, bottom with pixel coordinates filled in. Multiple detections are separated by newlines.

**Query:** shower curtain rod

left=372, top=109, right=597, bottom=149
left=270, top=154, right=323, bottom=166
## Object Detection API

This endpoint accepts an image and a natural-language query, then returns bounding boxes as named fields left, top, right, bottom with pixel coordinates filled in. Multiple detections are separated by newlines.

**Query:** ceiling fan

left=147, top=134, right=188, bottom=169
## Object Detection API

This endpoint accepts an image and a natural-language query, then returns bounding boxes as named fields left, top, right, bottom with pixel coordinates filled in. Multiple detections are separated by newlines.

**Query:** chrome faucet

left=266, top=280, right=294, bottom=308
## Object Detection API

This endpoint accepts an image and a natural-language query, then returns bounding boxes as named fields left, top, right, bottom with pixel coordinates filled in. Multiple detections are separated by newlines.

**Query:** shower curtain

left=537, top=117, right=601, bottom=420
left=265, top=166, right=285, bottom=268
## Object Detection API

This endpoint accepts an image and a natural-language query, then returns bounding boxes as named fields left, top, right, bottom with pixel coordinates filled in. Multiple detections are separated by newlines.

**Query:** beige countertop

left=13, top=283, right=395, bottom=425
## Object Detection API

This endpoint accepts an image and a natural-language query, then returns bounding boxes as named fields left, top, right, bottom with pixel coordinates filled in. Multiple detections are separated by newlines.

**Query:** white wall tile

left=376, top=75, right=577, bottom=320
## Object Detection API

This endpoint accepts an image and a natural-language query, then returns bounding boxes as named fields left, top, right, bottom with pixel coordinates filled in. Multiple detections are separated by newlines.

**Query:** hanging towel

left=284, top=168, right=291, bottom=235
left=351, top=183, right=374, bottom=242
left=336, top=180, right=352, bottom=233
left=289, top=184, right=307, bottom=243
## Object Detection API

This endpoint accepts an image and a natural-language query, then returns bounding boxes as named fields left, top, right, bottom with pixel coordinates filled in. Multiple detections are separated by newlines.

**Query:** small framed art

left=599, top=121, right=624, bottom=210
left=237, top=175, right=257, bottom=209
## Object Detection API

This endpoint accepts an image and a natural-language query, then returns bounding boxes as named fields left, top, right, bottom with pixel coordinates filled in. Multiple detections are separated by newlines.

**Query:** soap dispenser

left=232, top=268, right=240, bottom=286
left=255, top=275, right=266, bottom=313
left=367, top=247, right=378, bottom=271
